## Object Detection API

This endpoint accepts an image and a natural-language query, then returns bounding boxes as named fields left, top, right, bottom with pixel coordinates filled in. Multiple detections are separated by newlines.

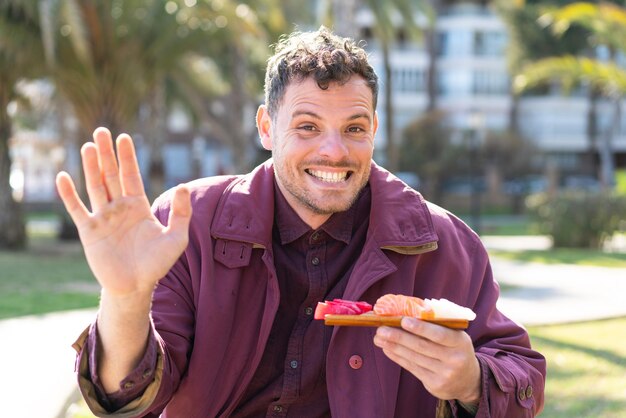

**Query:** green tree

left=39, top=0, right=276, bottom=195
left=514, top=1, right=626, bottom=189
left=42, top=0, right=262, bottom=186
left=495, top=0, right=591, bottom=136
left=0, top=1, right=45, bottom=249
left=399, top=110, right=464, bottom=203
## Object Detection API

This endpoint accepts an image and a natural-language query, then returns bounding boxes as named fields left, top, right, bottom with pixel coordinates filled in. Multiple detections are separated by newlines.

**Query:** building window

left=474, top=31, right=507, bottom=57
left=438, top=69, right=472, bottom=96
left=473, top=70, right=509, bottom=95
left=393, top=68, right=426, bottom=93
left=438, top=29, right=473, bottom=57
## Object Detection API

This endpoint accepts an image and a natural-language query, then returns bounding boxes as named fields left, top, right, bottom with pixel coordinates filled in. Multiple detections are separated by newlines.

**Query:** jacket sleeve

left=73, top=321, right=163, bottom=417
left=73, top=194, right=199, bottom=417
left=463, top=238, right=546, bottom=418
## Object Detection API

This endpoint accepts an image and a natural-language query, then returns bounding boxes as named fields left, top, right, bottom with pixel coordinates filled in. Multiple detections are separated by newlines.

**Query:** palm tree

left=495, top=0, right=591, bottom=135
left=0, top=1, right=45, bottom=249
left=514, top=1, right=626, bottom=188
left=38, top=0, right=278, bottom=195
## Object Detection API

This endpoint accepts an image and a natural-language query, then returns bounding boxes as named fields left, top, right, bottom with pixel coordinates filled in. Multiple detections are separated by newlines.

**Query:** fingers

left=401, top=317, right=458, bottom=347
left=117, top=133, right=145, bottom=197
left=374, top=325, right=442, bottom=370
left=373, top=319, right=465, bottom=372
left=82, top=142, right=109, bottom=212
left=81, top=127, right=146, bottom=212
left=373, top=319, right=480, bottom=400
left=165, top=185, right=192, bottom=243
left=56, top=171, right=90, bottom=227
left=94, top=128, right=122, bottom=200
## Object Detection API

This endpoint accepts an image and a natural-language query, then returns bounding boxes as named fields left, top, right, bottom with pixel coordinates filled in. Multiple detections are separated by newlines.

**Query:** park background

left=1, top=0, right=626, bottom=417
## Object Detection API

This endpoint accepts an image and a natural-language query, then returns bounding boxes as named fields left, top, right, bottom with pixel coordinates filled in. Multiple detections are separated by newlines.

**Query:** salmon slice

left=373, top=294, right=435, bottom=319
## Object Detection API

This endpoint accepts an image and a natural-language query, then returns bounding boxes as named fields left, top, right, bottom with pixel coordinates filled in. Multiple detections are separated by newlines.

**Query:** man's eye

left=298, top=125, right=316, bottom=131
left=347, top=126, right=365, bottom=133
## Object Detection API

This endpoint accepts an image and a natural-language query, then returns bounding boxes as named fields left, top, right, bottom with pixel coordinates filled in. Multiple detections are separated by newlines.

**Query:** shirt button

left=290, top=360, right=298, bottom=369
left=349, top=355, right=363, bottom=370
left=142, top=369, right=152, bottom=379
left=525, top=385, right=533, bottom=399
left=273, top=405, right=283, bottom=412
left=304, top=307, right=313, bottom=315
left=311, top=257, right=320, bottom=266
left=123, top=381, right=135, bottom=389
left=311, top=232, right=320, bottom=241
left=518, top=388, right=526, bottom=401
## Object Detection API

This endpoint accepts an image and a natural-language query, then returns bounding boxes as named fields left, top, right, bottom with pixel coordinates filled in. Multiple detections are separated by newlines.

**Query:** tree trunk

left=599, top=96, right=619, bottom=189
left=382, top=40, right=397, bottom=172
left=228, top=44, right=253, bottom=173
left=508, top=89, right=520, bottom=135
left=585, top=87, right=599, bottom=177
left=0, top=97, right=26, bottom=249
left=426, top=1, right=440, bottom=112
left=598, top=49, right=619, bottom=189
left=146, top=80, right=168, bottom=200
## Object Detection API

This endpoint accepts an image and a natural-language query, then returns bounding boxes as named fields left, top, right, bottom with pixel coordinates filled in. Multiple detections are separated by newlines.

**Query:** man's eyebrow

left=292, top=110, right=321, bottom=119
left=347, top=113, right=372, bottom=123
left=291, top=111, right=372, bottom=123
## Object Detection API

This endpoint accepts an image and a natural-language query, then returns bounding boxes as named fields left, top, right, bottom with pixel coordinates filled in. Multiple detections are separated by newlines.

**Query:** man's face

left=257, top=76, right=378, bottom=229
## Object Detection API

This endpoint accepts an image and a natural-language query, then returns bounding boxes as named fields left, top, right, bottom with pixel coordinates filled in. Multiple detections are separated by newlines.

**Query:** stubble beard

left=276, top=161, right=371, bottom=215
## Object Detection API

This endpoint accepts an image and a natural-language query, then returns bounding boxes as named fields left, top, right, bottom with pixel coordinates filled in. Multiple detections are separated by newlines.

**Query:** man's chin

left=307, top=196, right=356, bottom=215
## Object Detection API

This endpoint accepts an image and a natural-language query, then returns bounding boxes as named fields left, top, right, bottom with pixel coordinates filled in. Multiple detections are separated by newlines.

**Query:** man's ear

left=256, top=105, right=272, bottom=150
left=373, top=111, right=379, bottom=137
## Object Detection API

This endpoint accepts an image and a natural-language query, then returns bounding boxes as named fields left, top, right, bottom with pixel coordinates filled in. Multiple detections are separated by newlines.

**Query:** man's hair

left=264, top=26, right=378, bottom=118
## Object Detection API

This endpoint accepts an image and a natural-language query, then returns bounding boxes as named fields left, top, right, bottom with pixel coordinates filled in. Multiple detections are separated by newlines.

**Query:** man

left=57, top=27, right=545, bottom=417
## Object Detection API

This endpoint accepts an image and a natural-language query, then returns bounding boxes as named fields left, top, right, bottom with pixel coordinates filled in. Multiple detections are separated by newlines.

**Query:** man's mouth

left=306, top=169, right=352, bottom=183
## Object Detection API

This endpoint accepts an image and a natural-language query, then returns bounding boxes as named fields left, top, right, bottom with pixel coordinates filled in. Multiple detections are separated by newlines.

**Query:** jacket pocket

left=214, top=239, right=252, bottom=268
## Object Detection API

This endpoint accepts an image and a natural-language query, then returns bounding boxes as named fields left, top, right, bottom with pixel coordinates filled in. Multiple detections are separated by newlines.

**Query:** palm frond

left=515, top=55, right=626, bottom=97
left=541, top=2, right=626, bottom=53
left=60, top=0, right=93, bottom=67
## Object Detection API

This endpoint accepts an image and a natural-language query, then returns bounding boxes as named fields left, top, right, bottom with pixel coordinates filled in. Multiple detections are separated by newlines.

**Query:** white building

left=356, top=0, right=626, bottom=176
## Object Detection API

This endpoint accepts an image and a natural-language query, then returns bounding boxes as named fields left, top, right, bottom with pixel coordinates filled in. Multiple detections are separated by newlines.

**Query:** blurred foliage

left=398, top=110, right=464, bottom=202
left=512, top=2, right=626, bottom=191
left=399, top=110, right=541, bottom=205
left=481, top=130, right=542, bottom=181
left=617, top=169, right=626, bottom=194
left=526, top=191, right=626, bottom=248
left=495, top=0, right=592, bottom=94
left=513, top=2, right=626, bottom=96
left=0, top=0, right=46, bottom=249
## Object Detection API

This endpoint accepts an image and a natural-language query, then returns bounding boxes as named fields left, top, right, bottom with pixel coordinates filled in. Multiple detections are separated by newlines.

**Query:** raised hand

left=56, top=127, right=192, bottom=297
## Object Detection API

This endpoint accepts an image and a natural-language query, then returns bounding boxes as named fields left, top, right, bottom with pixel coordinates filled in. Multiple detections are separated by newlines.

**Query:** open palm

left=56, top=128, right=192, bottom=297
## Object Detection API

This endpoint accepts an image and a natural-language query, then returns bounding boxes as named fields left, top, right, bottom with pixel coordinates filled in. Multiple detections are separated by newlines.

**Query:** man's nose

left=318, top=130, right=349, bottom=159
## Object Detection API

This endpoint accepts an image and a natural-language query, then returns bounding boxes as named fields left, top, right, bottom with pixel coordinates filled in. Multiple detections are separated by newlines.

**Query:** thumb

left=165, top=184, right=192, bottom=244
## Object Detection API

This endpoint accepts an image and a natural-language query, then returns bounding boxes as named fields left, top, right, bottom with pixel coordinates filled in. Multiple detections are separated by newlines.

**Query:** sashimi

left=373, top=294, right=435, bottom=319
left=374, top=294, right=475, bottom=321
left=314, top=299, right=372, bottom=320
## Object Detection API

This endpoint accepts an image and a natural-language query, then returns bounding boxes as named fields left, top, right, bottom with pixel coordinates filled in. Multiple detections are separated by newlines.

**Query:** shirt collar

left=273, top=179, right=369, bottom=245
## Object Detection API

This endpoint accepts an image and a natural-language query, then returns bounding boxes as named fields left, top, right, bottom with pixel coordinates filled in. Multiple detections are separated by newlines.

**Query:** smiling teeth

left=309, top=170, right=348, bottom=183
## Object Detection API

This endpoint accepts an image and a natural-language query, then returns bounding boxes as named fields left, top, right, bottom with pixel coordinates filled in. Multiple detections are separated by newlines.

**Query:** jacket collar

left=211, top=160, right=438, bottom=252
left=367, top=162, right=439, bottom=254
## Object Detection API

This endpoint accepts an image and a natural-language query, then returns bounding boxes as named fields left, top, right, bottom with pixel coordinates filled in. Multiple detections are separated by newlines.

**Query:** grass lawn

left=529, top=317, right=626, bottom=417
left=489, top=248, right=626, bottom=268
left=0, top=236, right=99, bottom=319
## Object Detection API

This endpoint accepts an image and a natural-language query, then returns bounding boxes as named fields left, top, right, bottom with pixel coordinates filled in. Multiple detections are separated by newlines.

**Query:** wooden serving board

left=323, top=314, right=469, bottom=330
